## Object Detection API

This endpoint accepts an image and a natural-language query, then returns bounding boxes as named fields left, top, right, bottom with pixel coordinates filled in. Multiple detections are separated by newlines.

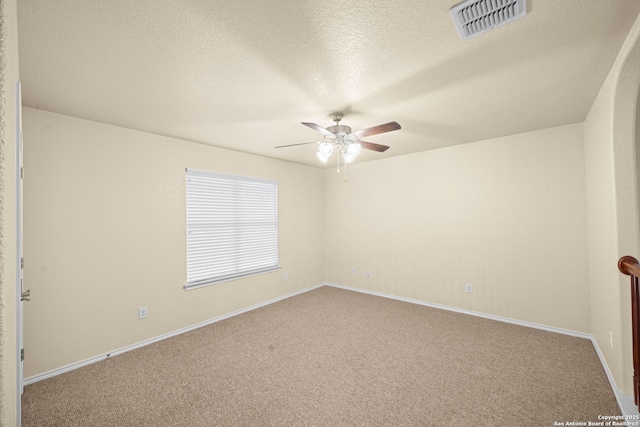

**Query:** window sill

left=184, top=266, right=282, bottom=291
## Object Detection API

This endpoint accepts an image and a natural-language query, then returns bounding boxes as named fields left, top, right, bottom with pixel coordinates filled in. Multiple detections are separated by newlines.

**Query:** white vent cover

left=450, top=0, right=527, bottom=41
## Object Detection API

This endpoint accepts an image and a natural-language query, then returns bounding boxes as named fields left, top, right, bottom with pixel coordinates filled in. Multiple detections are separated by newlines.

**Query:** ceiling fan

left=275, top=112, right=401, bottom=166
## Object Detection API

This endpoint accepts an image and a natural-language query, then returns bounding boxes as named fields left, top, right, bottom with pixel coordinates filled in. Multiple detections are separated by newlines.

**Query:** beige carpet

left=22, top=286, right=620, bottom=426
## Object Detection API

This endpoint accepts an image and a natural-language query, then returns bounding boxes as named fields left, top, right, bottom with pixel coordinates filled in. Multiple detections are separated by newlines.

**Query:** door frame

left=15, top=80, right=24, bottom=425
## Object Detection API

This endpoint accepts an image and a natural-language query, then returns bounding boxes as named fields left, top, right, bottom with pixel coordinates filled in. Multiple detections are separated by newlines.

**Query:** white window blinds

left=185, top=169, right=280, bottom=290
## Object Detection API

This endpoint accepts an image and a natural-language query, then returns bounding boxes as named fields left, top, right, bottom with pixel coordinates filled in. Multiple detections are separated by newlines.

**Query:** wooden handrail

left=618, top=255, right=640, bottom=408
left=619, top=256, right=640, bottom=278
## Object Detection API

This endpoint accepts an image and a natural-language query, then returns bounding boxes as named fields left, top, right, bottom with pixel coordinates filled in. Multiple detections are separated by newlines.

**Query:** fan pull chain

left=344, top=161, right=348, bottom=182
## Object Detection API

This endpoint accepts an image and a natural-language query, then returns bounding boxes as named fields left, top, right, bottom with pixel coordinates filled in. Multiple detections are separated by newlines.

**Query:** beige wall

left=637, top=83, right=640, bottom=211
left=22, top=108, right=324, bottom=378
left=323, top=123, right=591, bottom=333
left=584, top=14, right=640, bottom=396
left=1, top=0, right=20, bottom=425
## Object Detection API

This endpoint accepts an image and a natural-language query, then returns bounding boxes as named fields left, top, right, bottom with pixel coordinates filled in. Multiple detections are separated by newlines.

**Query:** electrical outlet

left=465, top=283, right=473, bottom=293
left=138, top=306, right=148, bottom=320
left=366, top=269, right=371, bottom=278
left=284, top=273, right=289, bottom=281
left=351, top=267, right=356, bottom=275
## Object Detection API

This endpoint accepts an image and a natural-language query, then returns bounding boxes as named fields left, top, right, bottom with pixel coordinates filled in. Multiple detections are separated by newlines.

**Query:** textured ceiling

left=16, top=0, right=640, bottom=168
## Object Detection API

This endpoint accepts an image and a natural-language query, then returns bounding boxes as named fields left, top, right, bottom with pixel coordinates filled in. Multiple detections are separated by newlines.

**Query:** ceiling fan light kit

left=276, top=112, right=401, bottom=180
left=316, top=140, right=361, bottom=165
left=316, top=141, right=334, bottom=163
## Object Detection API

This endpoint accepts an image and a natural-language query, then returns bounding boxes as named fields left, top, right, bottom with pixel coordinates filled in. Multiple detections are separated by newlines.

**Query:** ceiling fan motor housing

left=326, top=124, right=352, bottom=136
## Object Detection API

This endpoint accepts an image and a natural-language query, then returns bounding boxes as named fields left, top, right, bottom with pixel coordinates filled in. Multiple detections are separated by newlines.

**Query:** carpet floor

left=22, top=286, right=621, bottom=426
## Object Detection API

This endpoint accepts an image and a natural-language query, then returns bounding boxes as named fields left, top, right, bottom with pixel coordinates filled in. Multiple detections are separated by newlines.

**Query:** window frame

left=185, top=168, right=280, bottom=290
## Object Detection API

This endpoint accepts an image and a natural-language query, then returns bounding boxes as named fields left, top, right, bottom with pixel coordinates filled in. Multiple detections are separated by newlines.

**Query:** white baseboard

left=590, top=338, right=639, bottom=417
left=24, top=282, right=326, bottom=386
left=326, top=282, right=638, bottom=416
left=326, top=283, right=591, bottom=338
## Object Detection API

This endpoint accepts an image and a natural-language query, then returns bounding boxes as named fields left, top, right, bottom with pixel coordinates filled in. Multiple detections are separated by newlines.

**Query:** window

left=185, top=169, right=280, bottom=290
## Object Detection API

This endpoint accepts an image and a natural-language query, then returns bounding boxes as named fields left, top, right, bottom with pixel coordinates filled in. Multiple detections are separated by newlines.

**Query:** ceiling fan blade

left=301, top=122, right=335, bottom=137
left=274, top=141, right=317, bottom=149
left=359, top=140, right=390, bottom=152
left=352, top=121, right=401, bottom=139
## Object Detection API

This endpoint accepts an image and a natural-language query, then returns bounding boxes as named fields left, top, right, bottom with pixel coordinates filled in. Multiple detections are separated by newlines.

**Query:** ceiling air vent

left=450, top=0, right=527, bottom=41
